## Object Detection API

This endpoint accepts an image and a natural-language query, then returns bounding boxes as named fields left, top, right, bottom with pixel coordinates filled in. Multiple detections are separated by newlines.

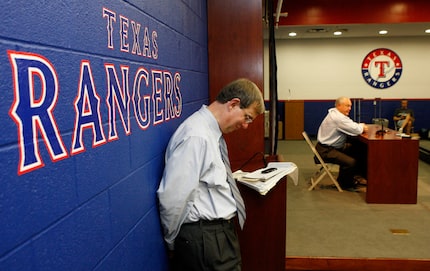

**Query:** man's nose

left=241, top=122, right=249, bottom=129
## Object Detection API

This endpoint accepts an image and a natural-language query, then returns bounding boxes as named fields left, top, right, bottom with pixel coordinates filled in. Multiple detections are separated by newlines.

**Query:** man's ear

left=229, top=98, right=241, bottom=109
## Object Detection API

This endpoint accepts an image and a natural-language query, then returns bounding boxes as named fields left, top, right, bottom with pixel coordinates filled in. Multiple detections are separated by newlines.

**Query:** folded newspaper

left=233, top=162, right=298, bottom=195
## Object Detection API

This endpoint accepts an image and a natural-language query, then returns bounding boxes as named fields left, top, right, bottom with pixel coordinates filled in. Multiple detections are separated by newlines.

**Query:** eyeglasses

left=239, top=106, right=254, bottom=124
left=244, top=113, right=253, bottom=124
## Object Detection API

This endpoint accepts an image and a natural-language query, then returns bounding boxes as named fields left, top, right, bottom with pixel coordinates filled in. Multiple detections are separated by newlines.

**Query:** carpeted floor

left=279, top=139, right=430, bottom=259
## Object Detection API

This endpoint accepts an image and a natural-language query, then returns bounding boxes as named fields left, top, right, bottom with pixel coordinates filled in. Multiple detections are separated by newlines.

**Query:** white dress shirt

left=317, top=108, right=364, bottom=149
left=157, top=105, right=237, bottom=249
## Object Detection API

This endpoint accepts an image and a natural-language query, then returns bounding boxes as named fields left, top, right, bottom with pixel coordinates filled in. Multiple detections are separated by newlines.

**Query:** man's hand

left=361, top=123, right=369, bottom=133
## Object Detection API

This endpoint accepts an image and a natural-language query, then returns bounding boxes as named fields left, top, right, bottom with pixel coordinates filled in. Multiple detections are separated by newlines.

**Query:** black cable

left=238, top=152, right=267, bottom=170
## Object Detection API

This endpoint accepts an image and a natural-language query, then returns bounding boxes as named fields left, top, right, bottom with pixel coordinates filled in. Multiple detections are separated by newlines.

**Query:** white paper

left=233, top=162, right=298, bottom=195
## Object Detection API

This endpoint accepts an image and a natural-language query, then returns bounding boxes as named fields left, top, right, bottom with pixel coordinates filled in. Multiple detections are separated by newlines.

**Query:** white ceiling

left=265, top=22, right=430, bottom=40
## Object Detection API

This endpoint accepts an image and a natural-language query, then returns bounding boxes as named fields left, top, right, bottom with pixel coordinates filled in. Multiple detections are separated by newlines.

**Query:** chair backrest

left=302, top=131, right=327, bottom=165
left=372, top=118, right=389, bottom=128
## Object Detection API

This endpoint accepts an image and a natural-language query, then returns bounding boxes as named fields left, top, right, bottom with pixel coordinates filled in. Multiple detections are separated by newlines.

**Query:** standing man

left=393, top=99, right=415, bottom=134
left=157, top=78, right=265, bottom=271
left=316, top=97, right=368, bottom=190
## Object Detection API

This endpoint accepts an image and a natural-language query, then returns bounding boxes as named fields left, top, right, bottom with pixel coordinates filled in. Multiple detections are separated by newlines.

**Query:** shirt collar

left=200, top=105, right=223, bottom=140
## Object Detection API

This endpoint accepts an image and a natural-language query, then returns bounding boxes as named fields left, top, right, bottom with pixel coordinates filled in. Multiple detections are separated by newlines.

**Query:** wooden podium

left=358, top=124, right=419, bottom=204
left=236, top=155, right=286, bottom=271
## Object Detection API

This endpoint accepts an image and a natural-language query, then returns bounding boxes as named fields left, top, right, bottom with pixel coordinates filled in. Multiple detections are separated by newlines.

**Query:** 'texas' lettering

left=8, top=50, right=182, bottom=175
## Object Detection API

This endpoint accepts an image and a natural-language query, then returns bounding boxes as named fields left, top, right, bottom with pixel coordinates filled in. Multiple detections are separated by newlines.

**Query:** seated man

left=316, top=97, right=368, bottom=190
left=393, top=99, right=414, bottom=134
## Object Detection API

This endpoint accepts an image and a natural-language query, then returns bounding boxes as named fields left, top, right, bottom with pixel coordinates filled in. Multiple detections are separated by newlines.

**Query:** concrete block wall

left=0, top=0, right=208, bottom=270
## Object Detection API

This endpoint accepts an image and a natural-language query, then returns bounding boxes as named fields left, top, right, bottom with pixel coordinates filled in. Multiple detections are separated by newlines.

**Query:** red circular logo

left=361, top=48, right=403, bottom=89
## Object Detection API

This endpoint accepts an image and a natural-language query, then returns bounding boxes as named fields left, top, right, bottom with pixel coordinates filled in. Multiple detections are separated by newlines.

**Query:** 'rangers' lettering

left=8, top=51, right=69, bottom=175
left=7, top=50, right=182, bottom=175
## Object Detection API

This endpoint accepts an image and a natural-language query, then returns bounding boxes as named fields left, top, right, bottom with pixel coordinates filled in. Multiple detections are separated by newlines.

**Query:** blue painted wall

left=303, top=99, right=430, bottom=136
left=0, top=1, right=208, bottom=270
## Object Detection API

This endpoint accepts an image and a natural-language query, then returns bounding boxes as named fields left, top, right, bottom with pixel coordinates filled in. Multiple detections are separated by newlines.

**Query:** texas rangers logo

left=361, top=48, right=402, bottom=89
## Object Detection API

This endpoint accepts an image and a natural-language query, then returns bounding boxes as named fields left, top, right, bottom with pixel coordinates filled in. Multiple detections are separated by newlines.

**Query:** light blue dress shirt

left=317, top=108, right=364, bottom=149
left=157, top=105, right=237, bottom=249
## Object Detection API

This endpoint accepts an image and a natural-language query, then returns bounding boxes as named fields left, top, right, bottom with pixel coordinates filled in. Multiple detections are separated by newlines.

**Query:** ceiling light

left=289, top=32, right=297, bottom=37
left=379, top=30, right=388, bottom=35
left=333, top=31, right=342, bottom=36
left=425, top=29, right=430, bottom=34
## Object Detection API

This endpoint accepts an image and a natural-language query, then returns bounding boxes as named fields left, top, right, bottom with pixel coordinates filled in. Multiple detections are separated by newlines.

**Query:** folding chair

left=302, top=131, right=343, bottom=192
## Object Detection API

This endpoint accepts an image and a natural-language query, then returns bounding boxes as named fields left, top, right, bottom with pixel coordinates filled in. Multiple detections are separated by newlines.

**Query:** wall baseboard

left=285, top=256, right=430, bottom=271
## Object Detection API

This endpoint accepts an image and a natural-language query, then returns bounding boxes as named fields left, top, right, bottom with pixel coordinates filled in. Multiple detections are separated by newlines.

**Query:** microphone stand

left=375, top=98, right=386, bottom=136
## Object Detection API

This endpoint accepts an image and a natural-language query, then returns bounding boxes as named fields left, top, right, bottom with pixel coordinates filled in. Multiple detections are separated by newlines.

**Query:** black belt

left=317, top=142, right=331, bottom=148
left=317, top=142, right=344, bottom=151
left=185, top=217, right=235, bottom=228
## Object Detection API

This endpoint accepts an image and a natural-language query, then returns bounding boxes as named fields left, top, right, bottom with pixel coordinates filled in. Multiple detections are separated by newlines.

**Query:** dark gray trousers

left=171, top=218, right=241, bottom=271
left=316, top=142, right=364, bottom=188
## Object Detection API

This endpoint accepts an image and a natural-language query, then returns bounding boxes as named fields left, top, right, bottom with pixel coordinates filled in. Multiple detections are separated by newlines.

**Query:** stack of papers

left=233, top=162, right=298, bottom=195
left=240, top=166, right=285, bottom=182
left=396, top=132, right=411, bottom=138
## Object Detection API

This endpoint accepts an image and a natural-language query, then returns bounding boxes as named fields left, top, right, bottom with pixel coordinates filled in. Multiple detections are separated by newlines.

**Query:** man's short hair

left=335, top=96, right=349, bottom=106
left=216, top=78, right=265, bottom=114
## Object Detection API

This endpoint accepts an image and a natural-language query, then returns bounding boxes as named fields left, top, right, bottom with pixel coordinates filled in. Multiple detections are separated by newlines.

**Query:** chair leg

left=309, top=166, right=324, bottom=189
left=308, top=165, right=343, bottom=192
left=326, top=170, right=343, bottom=192
left=308, top=171, right=327, bottom=191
